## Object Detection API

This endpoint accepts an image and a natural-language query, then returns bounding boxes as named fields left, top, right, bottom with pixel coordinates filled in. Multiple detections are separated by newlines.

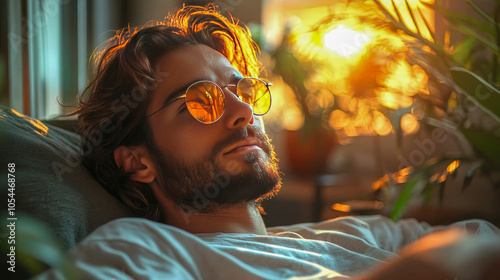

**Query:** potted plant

left=271, top=27, right=337, bottom=177
left=282, top=0, right=500, bottom=220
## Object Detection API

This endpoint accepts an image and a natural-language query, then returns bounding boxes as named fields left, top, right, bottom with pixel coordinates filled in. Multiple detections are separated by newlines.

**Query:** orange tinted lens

left=185, top=81, right=225, bottom=123
left=237, top=78, right=271, bottom=115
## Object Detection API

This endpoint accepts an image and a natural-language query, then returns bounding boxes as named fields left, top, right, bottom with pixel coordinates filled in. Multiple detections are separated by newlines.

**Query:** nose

left=222, top=88, right=254, bottom=128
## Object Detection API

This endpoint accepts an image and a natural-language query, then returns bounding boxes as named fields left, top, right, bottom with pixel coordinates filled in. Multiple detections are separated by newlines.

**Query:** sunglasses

left=147, top=77, right=272, bottom=124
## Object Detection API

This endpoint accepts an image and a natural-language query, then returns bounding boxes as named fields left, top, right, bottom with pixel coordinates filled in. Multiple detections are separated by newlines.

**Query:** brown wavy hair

left=74, top=5, right=261, bottom=221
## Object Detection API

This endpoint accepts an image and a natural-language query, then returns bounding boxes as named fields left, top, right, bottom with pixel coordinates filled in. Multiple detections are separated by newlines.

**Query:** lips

left=222, top=138, right=263, bottom=155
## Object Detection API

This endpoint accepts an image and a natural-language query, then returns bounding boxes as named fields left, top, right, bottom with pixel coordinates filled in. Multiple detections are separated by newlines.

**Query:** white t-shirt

left=34, top=215, right=500, bottom=279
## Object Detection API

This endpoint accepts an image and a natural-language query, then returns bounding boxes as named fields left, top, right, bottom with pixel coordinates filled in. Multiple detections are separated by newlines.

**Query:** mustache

left=211, top=125, right=271, bottom=158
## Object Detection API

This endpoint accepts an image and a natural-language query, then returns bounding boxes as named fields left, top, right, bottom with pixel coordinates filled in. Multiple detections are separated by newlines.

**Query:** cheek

left=152, top=122, right=216, bottom=163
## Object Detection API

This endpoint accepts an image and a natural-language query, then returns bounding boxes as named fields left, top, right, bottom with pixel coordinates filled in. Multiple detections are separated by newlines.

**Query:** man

left=75, top=4, right=281, bottom=233
left=38, top=5, right=500, bottom=280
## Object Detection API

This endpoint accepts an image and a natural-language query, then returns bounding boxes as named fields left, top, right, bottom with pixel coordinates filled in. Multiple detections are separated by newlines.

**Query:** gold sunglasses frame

left=147, top=77, right=272, bottom=124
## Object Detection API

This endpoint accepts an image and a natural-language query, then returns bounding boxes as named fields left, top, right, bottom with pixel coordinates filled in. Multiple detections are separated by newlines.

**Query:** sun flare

left=323, top=24, right=372, bottom=58
left=267, top=1, right=432, bottom=137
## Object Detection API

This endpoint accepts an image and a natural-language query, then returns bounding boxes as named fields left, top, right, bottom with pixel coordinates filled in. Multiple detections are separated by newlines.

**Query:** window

left=2, top=0, right=125, bottom=119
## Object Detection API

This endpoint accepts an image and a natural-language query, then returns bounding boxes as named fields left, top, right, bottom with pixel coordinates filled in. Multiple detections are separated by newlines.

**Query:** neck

left=165, top=201, right=267, bottom=235
left=152, top=184, right=267, bottom=235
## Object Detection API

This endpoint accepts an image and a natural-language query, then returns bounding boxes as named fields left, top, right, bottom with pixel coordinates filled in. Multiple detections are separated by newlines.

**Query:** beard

left=147, top=125, right=282, bottom=214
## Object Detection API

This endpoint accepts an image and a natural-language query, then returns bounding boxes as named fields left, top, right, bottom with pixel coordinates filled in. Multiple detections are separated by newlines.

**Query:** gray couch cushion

left=0, top=106, right=132, bottom=249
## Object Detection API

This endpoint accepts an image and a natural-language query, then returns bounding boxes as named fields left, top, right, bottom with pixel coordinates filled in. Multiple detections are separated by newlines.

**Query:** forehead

left=148, top=44, right=241, bottom=112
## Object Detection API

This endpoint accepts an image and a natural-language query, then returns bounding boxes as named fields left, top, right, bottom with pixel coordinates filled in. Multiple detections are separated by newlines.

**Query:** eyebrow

left=162, top=80, right=197, bottom=107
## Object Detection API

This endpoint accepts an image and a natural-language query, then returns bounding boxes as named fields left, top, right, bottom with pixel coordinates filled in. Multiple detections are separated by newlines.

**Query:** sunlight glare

left=283, top=106, right=304, bottom=131
left=323, top=24, right=371, bottom=58
left=401, top=113, right=420, bottom=134
left=377, top=90, right=399, bottom=109
left=446, top=160, right=460, bottom=174
left=328, top=109, right=349, bottom=130
left=372, top=111, right=392, bottom=135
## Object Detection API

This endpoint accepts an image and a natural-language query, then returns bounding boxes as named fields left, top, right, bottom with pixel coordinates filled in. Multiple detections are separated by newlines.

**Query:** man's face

left=145, top=44, right=281, bottom=213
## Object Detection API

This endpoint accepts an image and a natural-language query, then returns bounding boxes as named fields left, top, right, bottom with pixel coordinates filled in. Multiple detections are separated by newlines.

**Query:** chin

left=194, top=152, right=280, bottom=210
left=220, top=151, right=263, bottom=176
left=169, top=146, right=281, bottom=214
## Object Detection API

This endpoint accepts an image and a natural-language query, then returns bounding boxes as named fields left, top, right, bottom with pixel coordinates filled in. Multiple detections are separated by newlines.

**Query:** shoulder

left=79, top=218, right=200, bottom=248
left=267, top=215, right=397, bottom=235
left=89, top=218, right=175, bottom=235
left=267, top=215, right=433, bottom=252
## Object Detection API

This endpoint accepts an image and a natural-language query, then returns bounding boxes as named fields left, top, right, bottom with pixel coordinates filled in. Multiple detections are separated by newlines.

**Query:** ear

left=114, top=145, right=156, bottom=183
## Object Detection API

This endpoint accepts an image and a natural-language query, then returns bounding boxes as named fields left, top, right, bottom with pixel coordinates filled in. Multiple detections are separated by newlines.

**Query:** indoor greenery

left=367, top=0, right=500, bottom=219
left=281, top=0, right=500, bottom=219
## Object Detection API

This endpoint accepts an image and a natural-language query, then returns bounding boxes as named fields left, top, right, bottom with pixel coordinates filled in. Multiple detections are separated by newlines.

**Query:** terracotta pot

left=285, top=128, right=336, bottom=176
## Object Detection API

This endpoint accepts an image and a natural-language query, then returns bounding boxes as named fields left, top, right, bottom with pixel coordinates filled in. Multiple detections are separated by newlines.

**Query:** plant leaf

left=417, top=6, right=437, bottom=43
left=462, top=162, right=481, bottom=192
left=404, top=0, right=421, bottom=36
left=391, top=0, right=405, bottom=24
left=425, top=0, right=497, bottom=53
left=450, top=67, right=500, bottom=122
left=460, top=128, right=500, bottom=169
left=390, top=174, right=424, bottom=221
left=452, top=37, right=478, bottom=65
left=374, top=0, right=399, bottom=24
left=423, top=182, right=435, bottom=204
left=456, top=25, right=499, bottom=55
left=376, top=0, right=449, bottom=60
left=426, top=3, right=495, bottom=37
left=438, top=177, right=447, bottom=204
left=466, top=0, right=496, bottom=25
left=449, top=163, right=459, bottom=181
